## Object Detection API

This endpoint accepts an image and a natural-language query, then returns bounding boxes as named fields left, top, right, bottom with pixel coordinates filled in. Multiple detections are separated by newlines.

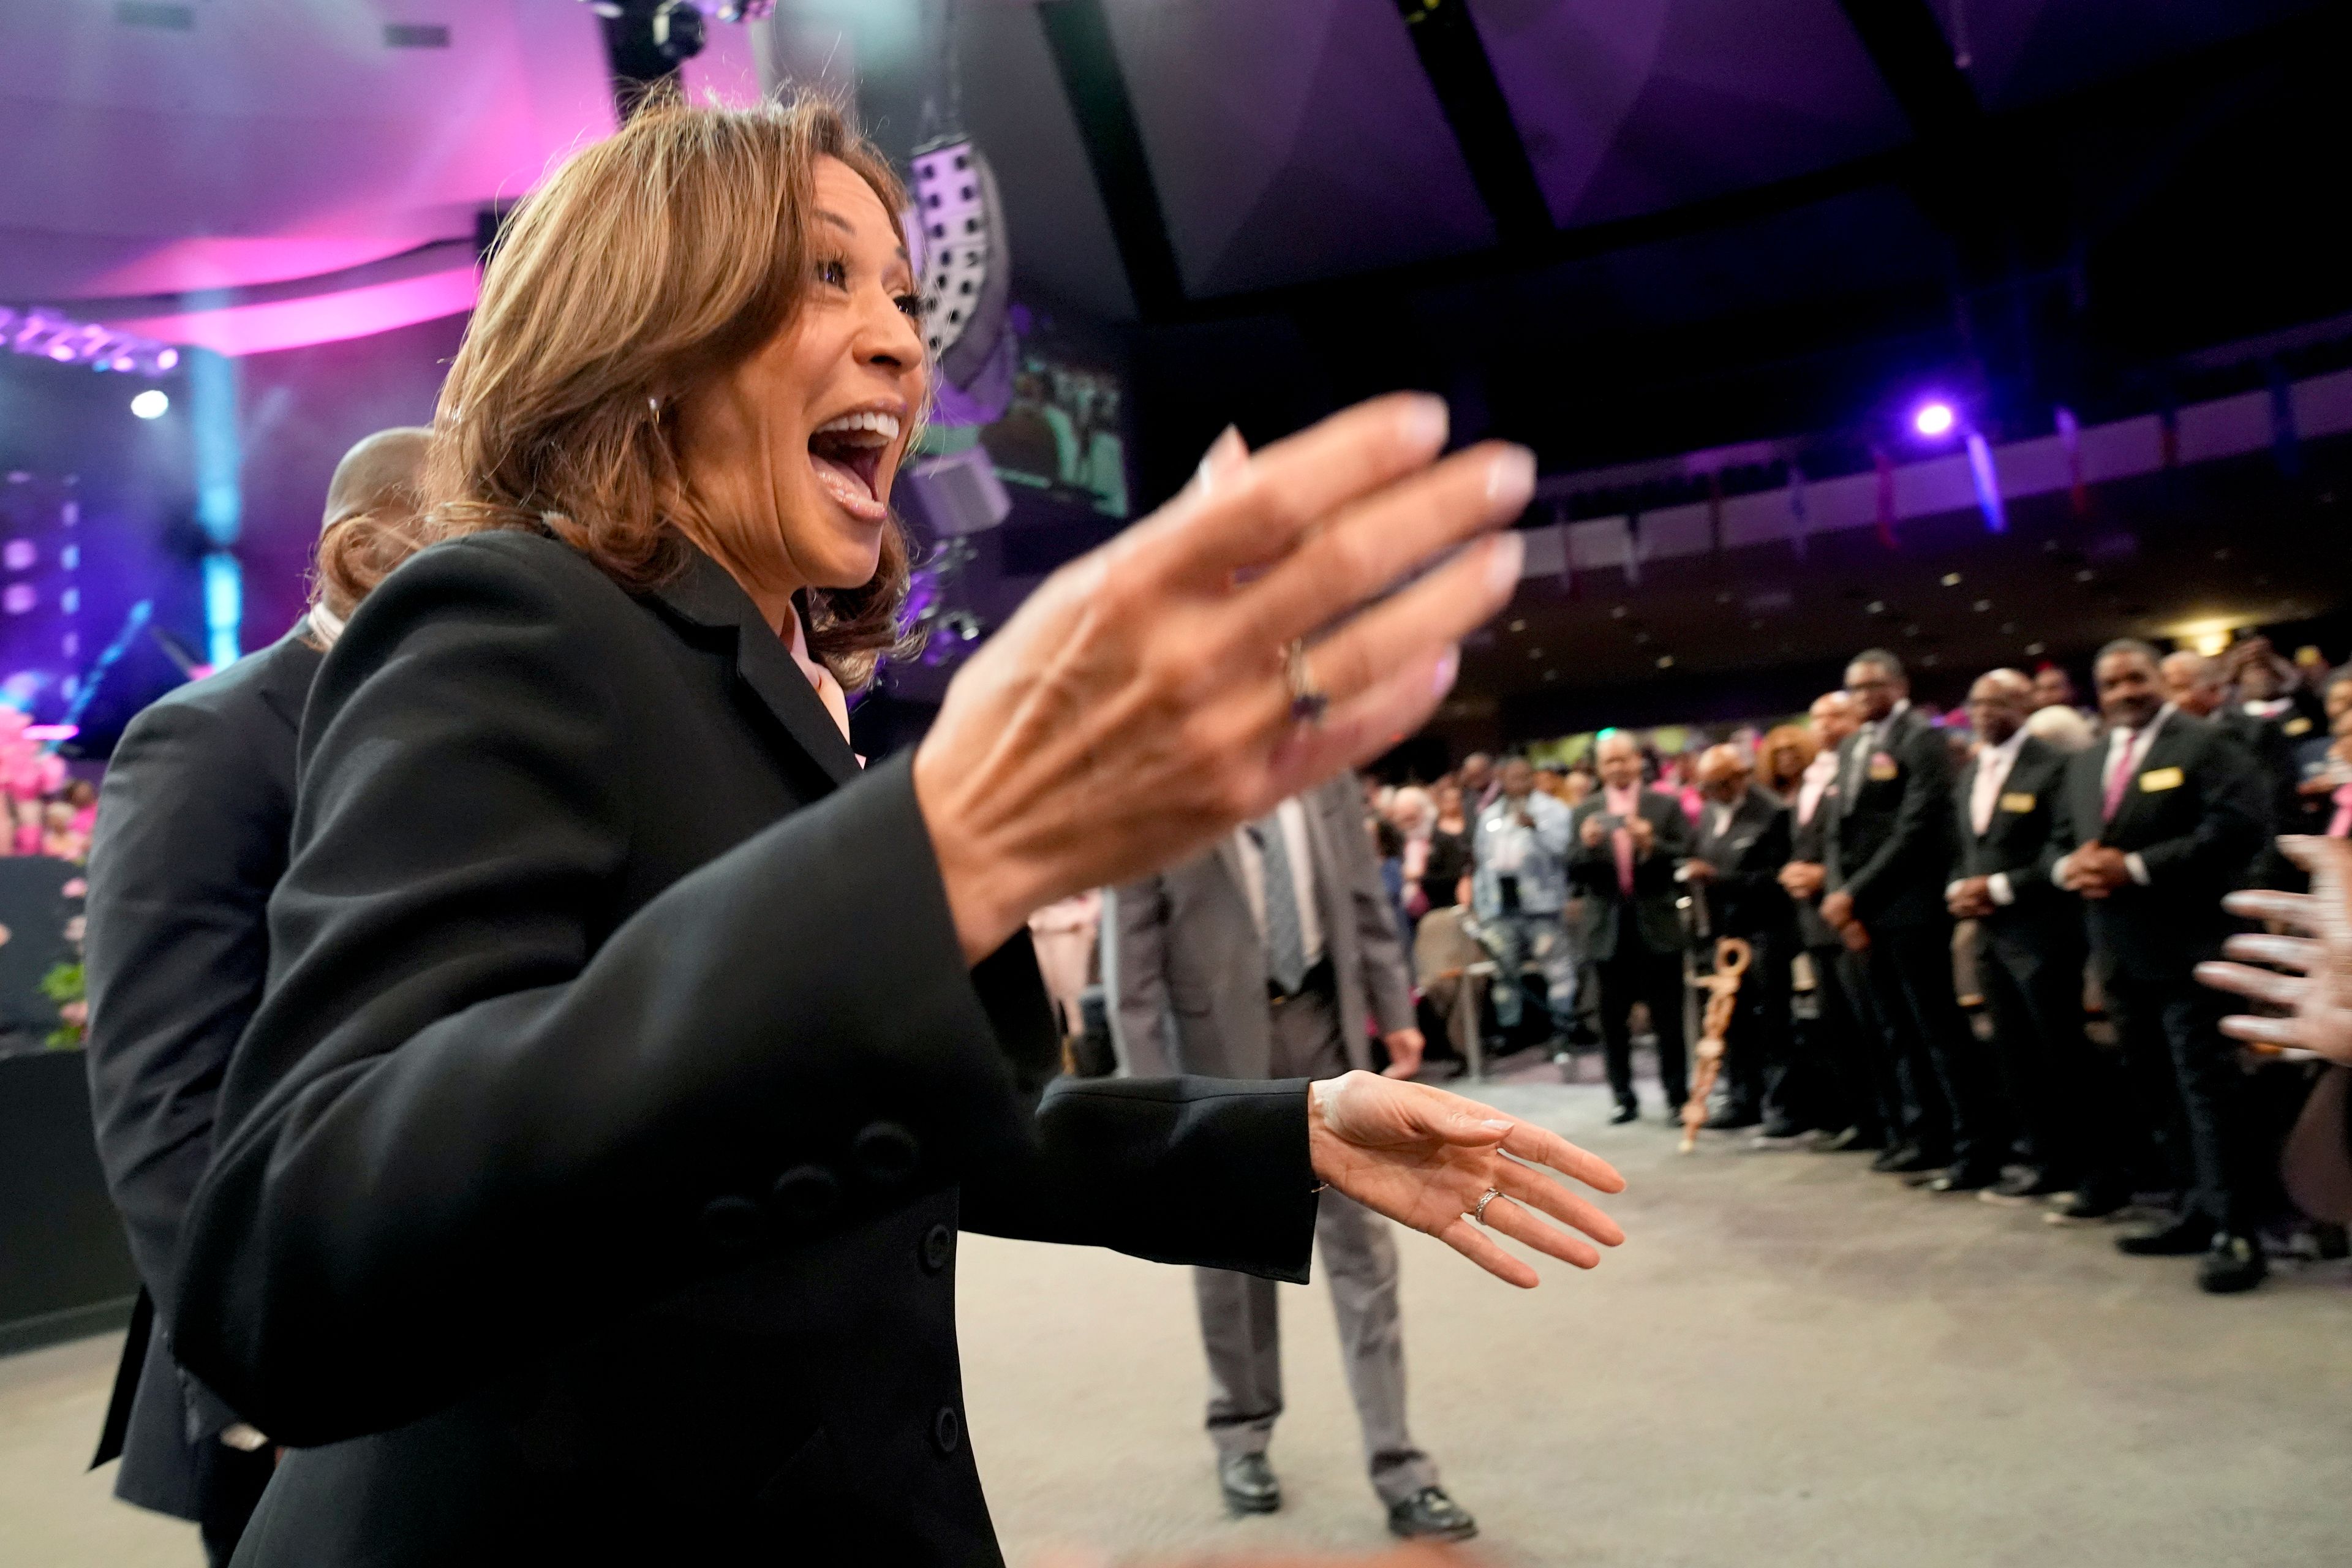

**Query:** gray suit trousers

left=1193, top=980, right=1437, bottom=1504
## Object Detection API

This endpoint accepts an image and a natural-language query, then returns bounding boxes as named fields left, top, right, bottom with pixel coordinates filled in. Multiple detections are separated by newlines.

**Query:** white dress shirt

left=1950, top=728, right=2030, bottom=907
left=2058, top=706, right=2171, bottom=889
left=1795, top=748, right=1840, bottom=827
left=1234, top=797, right=1325, bottom=968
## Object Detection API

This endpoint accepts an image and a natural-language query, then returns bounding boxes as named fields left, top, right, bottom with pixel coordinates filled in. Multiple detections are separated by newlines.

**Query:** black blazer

left=1567, top=789, right=1692, bottom=960
left=171, top=534, right=1317, bottom=1567
left=2218, top=706, right=2324, bottom=846
left=1949, top=734, right=2076, bottom=951
left=1787, top=781, right=1842, bottom=950
left=1826, top=706, right=1959, bottom=930
left=2053, top=709, right=2268, bottom=981
left=83, top=624, right=321, bottom=1517
left=1689, top=789, right=1791, bottom=942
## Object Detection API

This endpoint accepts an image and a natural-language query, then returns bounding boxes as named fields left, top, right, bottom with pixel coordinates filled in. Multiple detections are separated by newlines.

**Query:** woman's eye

left=894, top=293, right=923, bottom=321
left=815, top=258, right=848, bottom=288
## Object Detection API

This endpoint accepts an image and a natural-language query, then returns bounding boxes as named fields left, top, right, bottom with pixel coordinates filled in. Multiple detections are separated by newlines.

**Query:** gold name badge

left=2283, top=716, right=2313, bottom=737
left=1998, top=792, right=2035, bottom=813
left=2138, top=766, right=2184, bottom=793
left=1867, top=758, right=1899, bottom=782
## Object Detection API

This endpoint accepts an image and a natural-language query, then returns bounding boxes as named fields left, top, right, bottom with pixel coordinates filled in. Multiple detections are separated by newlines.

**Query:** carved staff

left=1680, top=937, right=1752, bottom=1153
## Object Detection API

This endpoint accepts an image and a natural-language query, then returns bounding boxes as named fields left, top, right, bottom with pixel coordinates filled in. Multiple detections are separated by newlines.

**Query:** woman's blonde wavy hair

left=321, top=93, right=919, bottom=690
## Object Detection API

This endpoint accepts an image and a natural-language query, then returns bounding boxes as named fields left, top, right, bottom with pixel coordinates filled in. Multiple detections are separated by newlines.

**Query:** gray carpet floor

left=6, top=1077, right=2346, bottom=1567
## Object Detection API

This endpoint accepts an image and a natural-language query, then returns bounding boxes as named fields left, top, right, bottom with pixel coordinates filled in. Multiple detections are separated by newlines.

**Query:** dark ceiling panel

left=1104, top=0, right=1495, bottom=298
left=1393, top=0, right=1551, bottom=245
left=1468, top=0, right=1910, bottom=230
left=1956, top=0, right=2328, bottom=111
left=1035, top=1, right=1185, bottom=319
left=943, top=4, right=1137, bottom=320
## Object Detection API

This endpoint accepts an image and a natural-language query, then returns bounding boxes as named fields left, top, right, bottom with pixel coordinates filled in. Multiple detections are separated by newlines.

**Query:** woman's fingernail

left=1432, top=644, right=1460, bottom=696
left=1487, top=530, right=1525, bottom=591
left=1481, top=1118, right=1512, bottom=1131
left=1400, top=394, right=1449, bottom=450
left=1487, top=445, right=1535, bottom=507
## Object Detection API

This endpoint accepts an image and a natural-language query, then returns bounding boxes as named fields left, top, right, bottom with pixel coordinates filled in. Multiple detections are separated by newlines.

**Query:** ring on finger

left=1471, top=1186, right=1501, bottom=1225
left=1283, top=638, right=1329, bottom=725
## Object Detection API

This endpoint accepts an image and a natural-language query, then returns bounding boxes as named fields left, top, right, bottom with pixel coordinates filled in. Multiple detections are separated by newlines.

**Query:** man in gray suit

left=1110, top=775, right=1476, bottom=1544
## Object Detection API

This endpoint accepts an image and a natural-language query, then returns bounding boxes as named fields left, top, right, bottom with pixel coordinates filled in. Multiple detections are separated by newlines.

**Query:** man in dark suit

left=2162, top=650, right=2321, bottom=872
left=1820, top=649, right=2007, bottom=1189
left=1780, top=692, right=1890, bottom=1150
left=1570, top=730, right=1694, bottom=1125
left=1110, top=777, right=1475, bottom=1543
left=83, top=429, right=429, bottom=1562
left=1945, top=669, right=2122, bottom=1213
left=1683, top=744, right=1793, bottom=1133
left=2054, top=639, right=2271, bottom=1292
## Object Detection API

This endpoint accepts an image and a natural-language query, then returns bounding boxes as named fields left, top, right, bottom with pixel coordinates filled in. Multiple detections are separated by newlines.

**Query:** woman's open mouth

left=808, top=409, right=900, bottom=523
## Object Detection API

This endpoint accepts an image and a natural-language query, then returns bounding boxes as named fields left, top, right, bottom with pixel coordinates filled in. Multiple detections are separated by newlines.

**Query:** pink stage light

left=1912, top=401, right=1956, bottom=438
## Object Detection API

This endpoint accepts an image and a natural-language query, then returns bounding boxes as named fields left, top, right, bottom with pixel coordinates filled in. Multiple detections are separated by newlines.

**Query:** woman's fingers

left=1494, top=1159, right=1624, bottom=1248
left=2195, top=960, right=2304, bottom=1006
left=2218, top=932, right=2323, bottom=973
left=1144, top=394, right=1451, bottom=582
left=2217, top=1011, right=2309, bottom=1049
left=2221, top=888, right=2318, bottom=929
left=1434, top=1216, right=1539, bottom=1289
left=1496, top=1121, right=1627, bottom=1194
left=1264, top=643, right=1466, bottom=806
left=1477, top=1195, right=1604, bottom=1270
left=1231, top=441, right=1534, bottom=654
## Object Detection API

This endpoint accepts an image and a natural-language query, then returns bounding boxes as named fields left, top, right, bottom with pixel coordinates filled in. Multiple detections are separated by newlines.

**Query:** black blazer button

left=851, top=1121, right=922, bottom=1188
left=921, top=1223, right=955, bottom=1273
left=771, top=1165, right=843, bottom=1227
left=931, top=1404, right=962, bottom=1455
left=698, top=1195, right=768, bottom=1255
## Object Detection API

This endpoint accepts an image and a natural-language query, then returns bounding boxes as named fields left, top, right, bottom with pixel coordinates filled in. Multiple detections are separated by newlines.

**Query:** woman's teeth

left=812, top=409, right=902, bottom=441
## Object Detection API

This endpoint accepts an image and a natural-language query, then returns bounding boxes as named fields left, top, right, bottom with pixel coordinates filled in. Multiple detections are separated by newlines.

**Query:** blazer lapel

left=252, top=622, right=327, bottom=734
left=649, top=550, right=861, bottom=791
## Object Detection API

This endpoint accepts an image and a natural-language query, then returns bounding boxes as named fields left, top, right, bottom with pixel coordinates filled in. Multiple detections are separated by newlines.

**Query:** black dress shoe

left=2198, top=1234, right=2267, bottom=1294
left=1387, top=1486, right=1478, bottom=1542
left=1218, top=1453, right=1281, bottom=1515
left=2045, top=1188, right=2129, bottom=1224
left=1662, top=1101, right=1688, bottom=1126
left=1755, top=1117, right=1806, bottom=1140
left=2117, top=1215, right=2216, bottom=1257
left=1980, top=1167, right=2066, bottom=1204
left=1703, top=1104, right=1763, bottom=1131
left=1608, top=1102, right=1640, bottom=1126
left=1901, top=1166, right=1951, bottom=1188
left=1810, top=1125, right=1873, bottom=1153
left=1874, top=1144, right=1943, bottom=1175
left=1927, top=1164, right=2000, bottom=1194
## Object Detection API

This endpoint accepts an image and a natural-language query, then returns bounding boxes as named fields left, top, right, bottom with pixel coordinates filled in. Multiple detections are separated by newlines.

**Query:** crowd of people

left=1368, top=637, right=2352, bottom=1297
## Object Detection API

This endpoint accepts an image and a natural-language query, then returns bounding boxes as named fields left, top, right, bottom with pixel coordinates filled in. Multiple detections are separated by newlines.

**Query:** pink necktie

left=2101, top=731, right=2143, bottom=821
left=1608, top=787, right=1637, bottom=895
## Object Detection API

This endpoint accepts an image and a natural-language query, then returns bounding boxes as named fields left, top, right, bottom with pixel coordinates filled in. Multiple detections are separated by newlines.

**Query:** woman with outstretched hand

left=168, top=99, right=1621, bottom=1566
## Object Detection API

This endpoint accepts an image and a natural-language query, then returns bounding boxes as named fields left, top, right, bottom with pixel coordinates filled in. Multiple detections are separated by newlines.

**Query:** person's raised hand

left=1626, top=815, right=1655, bottom=853
left=1307, top=1071, right=1624, bottom=1289
left=2196, top=835, right=2352, bottom=1066
left=1379, top=1028, right=1427, bottom=1080
left=1681, top=858, right=1716, bottom=883
left=913, top=396, right=1533, bottom=960
left=1580, top=815, right=1608, bottom=848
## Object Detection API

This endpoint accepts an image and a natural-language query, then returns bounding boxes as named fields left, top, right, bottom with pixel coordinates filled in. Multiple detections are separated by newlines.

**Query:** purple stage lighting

left=1912, top=401, right=1956, bottom=438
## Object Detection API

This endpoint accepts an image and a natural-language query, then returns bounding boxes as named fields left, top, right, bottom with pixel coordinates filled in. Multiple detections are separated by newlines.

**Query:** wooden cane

left=1680, top=937, right=1754, bottom=1153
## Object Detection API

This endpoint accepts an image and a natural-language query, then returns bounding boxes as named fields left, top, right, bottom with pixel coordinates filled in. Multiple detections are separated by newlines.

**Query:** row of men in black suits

left=1807, top=644, right=2271, bottom=1294
left=1555, top=641, right=2280, bottom=1294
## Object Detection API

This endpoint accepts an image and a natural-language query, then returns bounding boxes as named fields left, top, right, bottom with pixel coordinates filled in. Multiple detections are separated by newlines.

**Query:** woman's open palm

left=1309, top=1071, right=1625, bottom=1288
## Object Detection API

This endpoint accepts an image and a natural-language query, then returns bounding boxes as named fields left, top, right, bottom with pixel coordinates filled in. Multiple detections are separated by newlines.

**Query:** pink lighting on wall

left=98, top=264, right=480, bottom=358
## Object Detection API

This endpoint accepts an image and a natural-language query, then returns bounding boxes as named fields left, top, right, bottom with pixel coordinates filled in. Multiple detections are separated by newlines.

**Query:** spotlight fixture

left=1940, top=572, right=1962, bottom=586
left=650, top=0, right=704, bottom=61
left=1912, top=401, right=1956, bottom=438
left=130, top=390, right=169, bottom=420
left=1, top=306, right=179, bottom=375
